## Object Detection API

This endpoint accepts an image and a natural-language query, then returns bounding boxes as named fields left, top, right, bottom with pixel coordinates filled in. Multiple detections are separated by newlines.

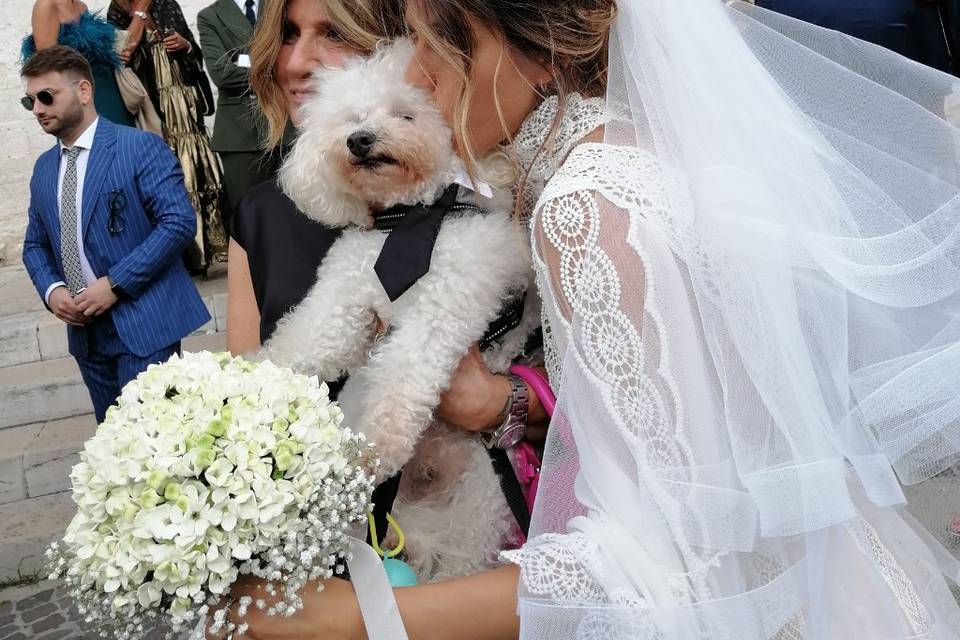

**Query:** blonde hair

left=250, top=0, right=403, bottom=149
left=405, top=0, right=616, bottom=182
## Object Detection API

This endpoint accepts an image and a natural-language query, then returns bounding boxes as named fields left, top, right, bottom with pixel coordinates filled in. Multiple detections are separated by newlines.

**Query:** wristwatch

left=481, top=375, right=529, bottom=450
left=133, top=10, right=149, bottom=20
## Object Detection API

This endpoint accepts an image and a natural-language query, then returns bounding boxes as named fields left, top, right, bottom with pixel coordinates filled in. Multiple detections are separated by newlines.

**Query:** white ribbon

left=189, top=536, right=408, bottom=640
left=347, top=537, right=410, bottom=640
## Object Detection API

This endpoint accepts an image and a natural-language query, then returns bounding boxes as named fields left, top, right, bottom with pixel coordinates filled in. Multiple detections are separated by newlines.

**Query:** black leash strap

left=486, top=447, right=531, bottom=537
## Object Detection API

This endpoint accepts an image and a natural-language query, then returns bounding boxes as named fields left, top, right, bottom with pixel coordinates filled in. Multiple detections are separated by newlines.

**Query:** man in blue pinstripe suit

left=21, top=46, right=210, bottom=423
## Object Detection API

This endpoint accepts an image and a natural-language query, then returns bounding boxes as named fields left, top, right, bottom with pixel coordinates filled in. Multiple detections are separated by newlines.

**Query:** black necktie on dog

left=373, top=184, right=461, bottom=302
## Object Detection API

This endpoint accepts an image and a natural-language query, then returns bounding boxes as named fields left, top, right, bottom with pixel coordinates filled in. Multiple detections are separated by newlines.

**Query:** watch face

left=496, top=424, right=525, bottom=449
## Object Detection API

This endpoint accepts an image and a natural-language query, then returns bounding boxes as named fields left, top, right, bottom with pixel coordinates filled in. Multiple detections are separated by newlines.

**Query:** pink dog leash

left=508, top=365, right=556, bottom=516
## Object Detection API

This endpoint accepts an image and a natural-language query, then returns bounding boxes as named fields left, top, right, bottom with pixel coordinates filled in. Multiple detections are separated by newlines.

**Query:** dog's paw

left=361, top=403, right=421, bottom=478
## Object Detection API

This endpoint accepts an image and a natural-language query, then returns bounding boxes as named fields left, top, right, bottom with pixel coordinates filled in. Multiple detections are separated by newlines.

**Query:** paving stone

left=14, top=587, right=53, bottom=611
left=35, top=630, right=72, bottom=640
left=0, top=631, right=28, bottom=640
left=0, top=625, right=20, bottom=639
left=30, top=611, right=65, bottom=633
left=19, top=601, right=57, bottom=623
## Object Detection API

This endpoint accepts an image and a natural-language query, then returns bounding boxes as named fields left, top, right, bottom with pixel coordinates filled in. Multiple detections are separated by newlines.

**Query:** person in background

left=108, top=0, right=228, bottom=274
left=23, top=0, right=135, bottom=127
left=225, top=0, right=397, bottom=354
left=21, top=46, right=209, bottom=424
left=756, top=0, right=957, bottom=74
left=198, top=0, right=277, bottom=230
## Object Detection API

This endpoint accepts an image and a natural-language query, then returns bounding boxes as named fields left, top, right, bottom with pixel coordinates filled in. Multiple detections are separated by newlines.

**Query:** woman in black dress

left=227, top=0, right=402, bottom=352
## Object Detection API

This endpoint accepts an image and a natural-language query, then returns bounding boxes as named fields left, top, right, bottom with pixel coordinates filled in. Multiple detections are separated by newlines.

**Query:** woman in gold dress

left=108, top=0, right=227, bottom=272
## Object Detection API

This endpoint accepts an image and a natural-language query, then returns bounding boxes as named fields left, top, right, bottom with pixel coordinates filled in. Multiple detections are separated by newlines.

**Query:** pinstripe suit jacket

left=22, top=118, right=210, bottom=357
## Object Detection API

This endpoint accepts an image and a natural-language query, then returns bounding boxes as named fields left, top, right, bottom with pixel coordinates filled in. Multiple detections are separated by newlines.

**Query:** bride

left=221, top=0, right=960, bottom=637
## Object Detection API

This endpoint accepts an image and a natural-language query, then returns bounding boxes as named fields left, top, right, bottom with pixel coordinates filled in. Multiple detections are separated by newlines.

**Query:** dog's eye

left=400, top=114, right=415, bottom=122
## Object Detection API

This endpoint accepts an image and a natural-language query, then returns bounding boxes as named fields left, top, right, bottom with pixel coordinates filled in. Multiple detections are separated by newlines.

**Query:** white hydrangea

left=47, top=351, right=376, bottom=640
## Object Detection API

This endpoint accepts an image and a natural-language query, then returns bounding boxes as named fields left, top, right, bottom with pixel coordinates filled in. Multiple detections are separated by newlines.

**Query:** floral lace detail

left=504, top=533, right=608, bottom=603
left=513, top=94, right=606, bottom=224
left=510, top=94, right=732, bottom=609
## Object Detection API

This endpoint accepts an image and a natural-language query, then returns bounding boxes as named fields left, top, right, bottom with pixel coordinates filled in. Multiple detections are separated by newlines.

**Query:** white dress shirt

left=234, top=0, right=257, bottom=19
left=45, top=117, right=99, bottom=304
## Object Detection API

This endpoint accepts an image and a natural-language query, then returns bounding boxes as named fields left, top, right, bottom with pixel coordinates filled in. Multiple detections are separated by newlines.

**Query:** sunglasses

left=108, top=189, right=126, bottom=234
left=20, top=81, right=80, bottom=111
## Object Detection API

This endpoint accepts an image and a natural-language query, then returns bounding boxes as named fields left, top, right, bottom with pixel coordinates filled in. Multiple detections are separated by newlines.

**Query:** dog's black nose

left=347, top=130, right=377, bottom=158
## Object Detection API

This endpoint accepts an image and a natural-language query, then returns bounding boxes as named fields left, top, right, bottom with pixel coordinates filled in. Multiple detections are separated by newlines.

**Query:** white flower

left=48, top=351, right=376, bottom=638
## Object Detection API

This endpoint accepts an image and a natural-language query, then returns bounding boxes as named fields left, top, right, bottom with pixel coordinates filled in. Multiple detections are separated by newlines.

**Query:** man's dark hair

left=21, top=45, right=94, bottom=86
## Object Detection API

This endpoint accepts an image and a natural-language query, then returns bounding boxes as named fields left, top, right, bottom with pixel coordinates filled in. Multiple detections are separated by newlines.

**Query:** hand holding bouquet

left=47, top=351, right=378, bottom=639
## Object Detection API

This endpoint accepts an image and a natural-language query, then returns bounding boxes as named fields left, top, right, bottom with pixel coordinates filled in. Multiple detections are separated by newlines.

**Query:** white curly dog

left=263, top=41, right=540, bottom=581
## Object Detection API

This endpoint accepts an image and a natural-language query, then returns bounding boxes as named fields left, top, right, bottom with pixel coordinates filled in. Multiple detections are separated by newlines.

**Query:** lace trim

left=513, top=94, right=607, bottom=223
left=529, top=137, right=735, bottom=604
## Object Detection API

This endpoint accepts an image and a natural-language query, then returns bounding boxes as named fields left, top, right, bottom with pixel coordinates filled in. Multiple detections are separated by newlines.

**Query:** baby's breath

left=47, top=351, right=376, bottom=639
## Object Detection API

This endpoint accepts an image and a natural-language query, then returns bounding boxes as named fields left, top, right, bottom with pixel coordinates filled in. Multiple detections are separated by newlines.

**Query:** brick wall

left=0, top=0, right=212, bottom=266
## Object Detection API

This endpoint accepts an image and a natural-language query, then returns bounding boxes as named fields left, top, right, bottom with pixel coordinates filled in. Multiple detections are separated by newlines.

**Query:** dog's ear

left=279, top=140, right=367, bottom=228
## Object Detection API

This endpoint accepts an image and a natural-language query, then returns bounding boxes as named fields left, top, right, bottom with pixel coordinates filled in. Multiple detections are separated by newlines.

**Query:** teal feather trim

left=21, top=11, right=121, bottom=71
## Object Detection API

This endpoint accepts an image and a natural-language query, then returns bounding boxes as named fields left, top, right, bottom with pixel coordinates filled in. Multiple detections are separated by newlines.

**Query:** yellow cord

left=367, top=512, right=405, bottom=559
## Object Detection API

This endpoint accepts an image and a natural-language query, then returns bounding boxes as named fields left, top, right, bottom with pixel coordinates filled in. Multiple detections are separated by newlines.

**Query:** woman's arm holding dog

left=227, top=239, right=262, bottom=355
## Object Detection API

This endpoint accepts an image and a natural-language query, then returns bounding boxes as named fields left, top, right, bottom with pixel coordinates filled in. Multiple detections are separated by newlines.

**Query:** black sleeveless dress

left=231, top=181, right=341, bottom=343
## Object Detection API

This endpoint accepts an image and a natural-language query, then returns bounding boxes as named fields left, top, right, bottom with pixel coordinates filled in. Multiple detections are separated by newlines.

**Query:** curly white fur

left=264, top=42, right=539, bottom=581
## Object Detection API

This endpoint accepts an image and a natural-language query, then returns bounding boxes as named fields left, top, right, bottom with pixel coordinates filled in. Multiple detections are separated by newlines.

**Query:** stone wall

left=0, top=0, right=211, bottom=266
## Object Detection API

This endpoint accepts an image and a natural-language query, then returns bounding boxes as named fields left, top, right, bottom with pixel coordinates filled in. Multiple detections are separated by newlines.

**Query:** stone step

left=0, top=331, right=228, bottom=430
left=0, top=492, right=76, bottom=583
left=0, top=415, right=96, bottom=507
left=0, top=265, right=228, bottom=368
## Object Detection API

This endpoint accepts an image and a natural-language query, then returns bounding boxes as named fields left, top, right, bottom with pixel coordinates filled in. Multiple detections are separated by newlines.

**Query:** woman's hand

left=163, top=32, right=191, bottom=53
left=131, top=0, right=152, bottom=14
left=438, top=345, right=512, bottom=432
left=209, top=576, right=363, bottom=640
left=439, top=346, right=552, bottom=434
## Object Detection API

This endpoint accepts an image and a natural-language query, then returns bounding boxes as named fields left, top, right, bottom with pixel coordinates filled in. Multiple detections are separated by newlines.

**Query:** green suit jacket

left=197, top=0, right=266, bottom=153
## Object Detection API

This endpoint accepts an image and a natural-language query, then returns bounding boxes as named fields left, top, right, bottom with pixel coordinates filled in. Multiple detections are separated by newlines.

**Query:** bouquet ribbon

left=347, top=536, right=410, bottom=639
left=189, top=536, right=408, bottom=640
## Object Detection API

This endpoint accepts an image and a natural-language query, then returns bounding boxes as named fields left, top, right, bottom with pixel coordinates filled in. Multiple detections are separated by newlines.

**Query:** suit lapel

left=81, top=119, right=117, bottom=240
left=41, top=145, right=63, bottom=254
left=216, top=0, right=253, bottom=47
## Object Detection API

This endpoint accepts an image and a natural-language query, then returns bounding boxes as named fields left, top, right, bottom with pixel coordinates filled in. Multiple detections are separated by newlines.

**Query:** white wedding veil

left=516, top=0, right=960, bottom=637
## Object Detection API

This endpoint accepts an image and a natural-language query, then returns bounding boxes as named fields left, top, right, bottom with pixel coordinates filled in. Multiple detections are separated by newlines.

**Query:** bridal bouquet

left=47, top=351, right=377, bottom=639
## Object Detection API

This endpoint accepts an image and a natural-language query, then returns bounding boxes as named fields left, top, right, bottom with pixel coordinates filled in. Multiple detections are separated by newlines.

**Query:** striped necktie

left=60, top=146, right=85, bottom=295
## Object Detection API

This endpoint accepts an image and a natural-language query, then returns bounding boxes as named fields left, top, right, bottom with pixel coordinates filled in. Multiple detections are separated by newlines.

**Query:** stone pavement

left=0, top=580, right=175, bottom=640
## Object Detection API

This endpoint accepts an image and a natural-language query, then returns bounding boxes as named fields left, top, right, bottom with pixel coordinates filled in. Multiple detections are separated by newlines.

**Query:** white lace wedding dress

left=504, top=90, right=960, bottom=639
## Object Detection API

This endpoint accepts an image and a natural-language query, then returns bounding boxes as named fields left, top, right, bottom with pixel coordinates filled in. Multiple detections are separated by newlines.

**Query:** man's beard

left=45, top=99, right=85, bottom=139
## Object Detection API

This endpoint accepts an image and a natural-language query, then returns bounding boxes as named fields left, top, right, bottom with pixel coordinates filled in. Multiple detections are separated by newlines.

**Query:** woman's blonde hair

left=250, top=0, right=403, bottom=149
left=405, top=0, right=616, bottom=177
